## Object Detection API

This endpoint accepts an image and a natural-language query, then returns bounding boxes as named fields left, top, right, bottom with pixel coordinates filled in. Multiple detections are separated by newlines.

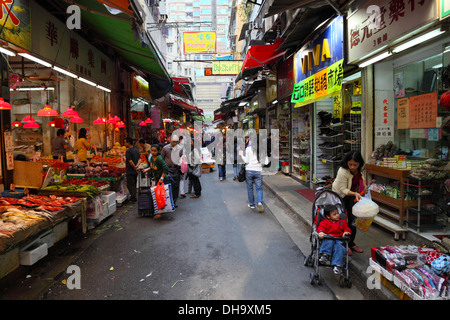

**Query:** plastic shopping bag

left=151, top=182, right=175, bottom=214
left=180, top=155, right=188, bottom=174
left=353, top=192, right=379, bottom=232
left=154, top=181, right=166, bottom=210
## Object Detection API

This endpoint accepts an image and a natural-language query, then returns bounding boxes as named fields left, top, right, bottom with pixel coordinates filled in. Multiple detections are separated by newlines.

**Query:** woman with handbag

left=239, top=136, right=264, bottom=213
left=189, top=138, right=202, bottom=198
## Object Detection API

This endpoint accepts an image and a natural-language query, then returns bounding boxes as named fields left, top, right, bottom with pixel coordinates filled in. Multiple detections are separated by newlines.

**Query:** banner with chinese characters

left=30, top=1, right=113, bottom=88
left=291, top=59, right=344, bottom=107
left=408, top=92, right=438, bottom=129
left=212, top=61, right=242, bottom=75
left=183, top=31, right=216, bottom=54
left=0, top=0, right=31, bottom=51
left=396, top=97, right=409, bottom=129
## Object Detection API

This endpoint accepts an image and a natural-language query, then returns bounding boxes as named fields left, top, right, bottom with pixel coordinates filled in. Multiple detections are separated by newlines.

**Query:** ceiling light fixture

left=18, top=53, right=52, bottom=67
left=53, top=65, right=78, bottom=78
left=392, top=28, right=445, bottom=54
left=359, top=51, right=392, bottom=68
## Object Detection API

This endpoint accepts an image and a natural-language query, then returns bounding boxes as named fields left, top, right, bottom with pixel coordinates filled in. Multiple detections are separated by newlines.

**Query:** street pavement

left=0, top=166, right=389, bottom=301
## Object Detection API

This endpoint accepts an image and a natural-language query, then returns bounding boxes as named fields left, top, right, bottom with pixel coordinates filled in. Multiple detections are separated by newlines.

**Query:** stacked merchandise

left=370, top=243, right=449, bottom=299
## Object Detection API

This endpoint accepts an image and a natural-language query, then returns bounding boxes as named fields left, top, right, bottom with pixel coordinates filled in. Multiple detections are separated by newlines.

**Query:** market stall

left=369, top=242, right=449, bottom=300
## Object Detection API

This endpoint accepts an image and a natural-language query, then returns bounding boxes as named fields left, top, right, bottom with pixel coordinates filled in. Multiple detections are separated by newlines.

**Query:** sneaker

left=333, top=265, right=343, bottom=275
left=319, top=254, right=330, bottom=265
left=248, top=204, right=255, bottom=209
left=257, top=203, right=264, bottom=213
left=219, top=177, right=223, bottom=181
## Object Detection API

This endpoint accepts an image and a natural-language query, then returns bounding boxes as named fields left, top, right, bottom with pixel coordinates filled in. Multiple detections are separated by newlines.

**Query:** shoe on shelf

left=257, top=203, right=264, bottom=213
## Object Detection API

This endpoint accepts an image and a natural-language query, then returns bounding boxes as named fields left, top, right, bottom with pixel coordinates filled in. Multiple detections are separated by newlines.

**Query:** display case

left=365, top=164, right=418, bottom=224
left=406, top=177, right=448, bottom=232
left=291, top=105, right=311, bottom=183
left=278, top=102, right=290, bottom=170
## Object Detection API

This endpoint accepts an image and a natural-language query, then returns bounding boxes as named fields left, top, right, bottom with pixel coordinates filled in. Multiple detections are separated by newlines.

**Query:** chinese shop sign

left=183, top=31, right=216, bottom=54
left=30, top=1, right=113, bottom=88
left=212, top=61, right=242, bottom=75
left=347, top=0, right=437, bottom=63
left=291, top=59, right=344, bottom=107
left=408, top=92, right=438, bottom=129
left=0, top=0, right=31, bottom=51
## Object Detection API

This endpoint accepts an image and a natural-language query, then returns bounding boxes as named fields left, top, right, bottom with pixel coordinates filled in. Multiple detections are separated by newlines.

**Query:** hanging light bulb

left=70, top=115, right=84, bottom=123
left=23, top=118, right=39, bottom=129
left=0, top=97, right=12, bottom=110
left=48, top=120, right=56, bottom=127
left=62, top=106, right=78, bottom=117
left=11, top=119, right=22, bottom=127
left=93, top=117, right=105, bottom=124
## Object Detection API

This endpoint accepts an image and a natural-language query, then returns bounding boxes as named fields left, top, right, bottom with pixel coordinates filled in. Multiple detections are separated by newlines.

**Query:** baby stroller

left=304, top=189, right=352, bottom=288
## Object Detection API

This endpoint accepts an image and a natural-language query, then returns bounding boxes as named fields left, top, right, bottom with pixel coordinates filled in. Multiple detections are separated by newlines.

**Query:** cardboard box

left=19, top=242, right=48, bottom=266
left=101, top=191, right=116, bottom=205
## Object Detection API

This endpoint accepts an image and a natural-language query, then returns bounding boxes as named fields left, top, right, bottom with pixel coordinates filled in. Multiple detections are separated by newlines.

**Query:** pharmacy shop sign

left=347, top=0, right=438, bottom=64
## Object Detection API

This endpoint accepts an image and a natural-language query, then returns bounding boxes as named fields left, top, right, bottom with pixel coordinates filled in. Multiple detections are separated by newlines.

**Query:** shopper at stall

left=124, top=137, right=140, bottom=203
left=138, top=139, right=151, bottom=158
left=76, top=128, right=91, bottom=163
left=160, top=134, right=183, bottom=207
left=332, top=150, right=367, bottom=255
left=239, top=136, right=264, bottom=213
left=142, top=144, right=168, bottom=184
left=51, top=128, right=68, bottom=162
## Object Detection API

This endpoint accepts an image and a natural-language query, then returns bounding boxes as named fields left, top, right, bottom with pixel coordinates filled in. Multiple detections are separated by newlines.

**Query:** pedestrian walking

left=232, top=135, right=242, bottom=181
left=124, top=137, right=140, bottom=203
left=189, top=138, right=202, bottom=198
left=218, top=132, right=226, bottom=181
left=179, top=135, right=188, bottom=198
left=160, top=134, right=183, bottom=207
left=332, top=150, right=367, bottom=256
left=142, top=144, right=168, bottom=183
left=239, top=136, right=264, bottom=213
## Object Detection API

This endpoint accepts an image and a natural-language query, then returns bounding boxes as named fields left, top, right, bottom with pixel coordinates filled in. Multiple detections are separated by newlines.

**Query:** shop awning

left=171, top=77, right=195, bottom=101
left=170, top=97, right=203, bottom=116
left=264, top=0, right=345, bottom=18
left=236, top=38, right=286, bottom=81
left=72, top=0, right=172, bottom=98
left=215, top=93, right=256, bottom=114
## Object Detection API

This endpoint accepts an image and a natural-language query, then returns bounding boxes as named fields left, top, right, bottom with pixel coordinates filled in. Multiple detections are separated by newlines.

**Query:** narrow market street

left=0, top=167, right=378, bottom=301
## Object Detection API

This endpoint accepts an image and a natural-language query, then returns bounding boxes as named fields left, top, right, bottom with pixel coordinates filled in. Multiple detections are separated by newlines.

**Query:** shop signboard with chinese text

left=30, top=1, right=113, bottom=88
left=183, top=31, right=216, bottom=54
left=212, top=61, right=242, bottom=75
left=291, top=16, right=344, bottom=107
left=132, top=73, right=151, bottom=99
left=347, top=0, right=438, bottom=63
left=0, top=0, right=31, bottom=51
left=408, top=92, right=438, bottom=129
left=277, top=55, right=293, bottom=101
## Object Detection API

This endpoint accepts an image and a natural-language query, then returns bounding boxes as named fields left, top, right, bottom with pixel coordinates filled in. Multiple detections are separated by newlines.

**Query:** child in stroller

left=304, top=189, right=352, bottom=288
left=317, top=204, right=351, bottom=275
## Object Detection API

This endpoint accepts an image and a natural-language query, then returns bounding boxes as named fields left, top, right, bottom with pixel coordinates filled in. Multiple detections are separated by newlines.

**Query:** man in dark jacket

left=124, top=137, right=140, bottom=202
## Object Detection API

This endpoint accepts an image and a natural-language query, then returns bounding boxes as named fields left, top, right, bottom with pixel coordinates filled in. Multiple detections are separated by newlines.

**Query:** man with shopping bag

left=160, top=134, right=183, bottom=207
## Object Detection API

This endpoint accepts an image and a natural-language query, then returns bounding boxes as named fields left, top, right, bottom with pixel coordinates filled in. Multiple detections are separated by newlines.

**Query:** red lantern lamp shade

left=22, top=115, right=35, bottom=122
left=145, top=117, right=153, bottom=123
left=139, top=121, right=146, bottom=126
left=93, top=117, right=105, bottom=124
left=106, top=117, right=117, bottom=124
left=116, top=121, right=125, bottom=128
left=70, top=116, right=84, bottom=123
left=12, top=119, right=22, bottom=127
left=48, top=121, right=56, bottom=127
left=23, top=119, right=39, bottom=129
left=37, top=104, right=59, bottom=116
left=0, top=97, right=12, bottom=110
left=62, top=106, right=78, bottom=117
left=440, top=90, right=450, bottom=111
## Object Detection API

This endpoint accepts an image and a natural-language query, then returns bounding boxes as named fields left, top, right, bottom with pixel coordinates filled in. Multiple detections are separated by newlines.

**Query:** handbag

left=180, top=155, right=188, bottom=174
left=238, top=165, right=246, bottom=182
left=430, top=254, right=450, bottom=276
left=151, top=182, right=175, bottom=214
left=191, top=164, right=202, bottom=177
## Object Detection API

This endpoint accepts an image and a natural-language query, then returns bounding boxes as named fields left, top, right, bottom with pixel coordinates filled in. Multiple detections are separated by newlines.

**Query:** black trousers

left=127, top=173, right=138, bottom=201
left=168, top=166, right=180, bottom=204
left=343, top=195, right=357, bottom=247
left=189, top=173, right=202, bottom=196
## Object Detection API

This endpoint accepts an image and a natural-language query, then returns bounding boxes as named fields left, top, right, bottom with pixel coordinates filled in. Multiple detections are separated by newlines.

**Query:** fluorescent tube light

left=78, top=77, right=97, bottom=87
left=0, top=47, right=16, bottom=56
left=97, top=85, right=111, bottom=92
left=392, top=29, right=445, bottom=54
left=10, top=87, right=55, bottom=91
left=359, top=51, right=392, bottom=68
left=18, top=53, right=52, bottom=67
left=53, top=65, right=78, bottom=78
